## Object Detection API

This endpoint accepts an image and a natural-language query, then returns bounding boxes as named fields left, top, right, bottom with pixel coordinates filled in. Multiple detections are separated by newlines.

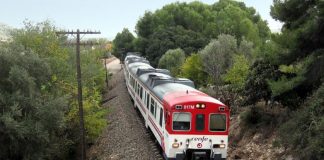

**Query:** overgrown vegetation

left=279, top=83, right=324, bottom=159
left=158, top=48, right=185, bottom=76
left=0, top=21, right=108, bottom=159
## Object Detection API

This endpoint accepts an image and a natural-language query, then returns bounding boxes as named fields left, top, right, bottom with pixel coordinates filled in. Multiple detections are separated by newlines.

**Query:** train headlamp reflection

left=186, top=139, right=190, bottom=146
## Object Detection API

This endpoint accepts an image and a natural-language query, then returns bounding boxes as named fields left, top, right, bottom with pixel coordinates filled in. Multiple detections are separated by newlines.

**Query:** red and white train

left=123, top=53, right=229, bottom=160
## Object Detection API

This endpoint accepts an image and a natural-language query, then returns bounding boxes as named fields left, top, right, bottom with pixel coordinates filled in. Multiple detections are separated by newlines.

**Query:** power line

left=56, top=29, right=100, bottom=160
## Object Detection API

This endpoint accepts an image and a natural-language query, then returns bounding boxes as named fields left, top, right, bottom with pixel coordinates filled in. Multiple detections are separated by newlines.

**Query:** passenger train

left=123, top=53, right=230, bottom=160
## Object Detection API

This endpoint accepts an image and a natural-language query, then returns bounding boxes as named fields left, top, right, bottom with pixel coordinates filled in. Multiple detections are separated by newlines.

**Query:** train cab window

left=172, top=112, right=191, bottom=131
left=159, top=108, right=163, bottom=127
left=209, top=114, right=226, bottom=132
left=196, top=114, right=205, bottom=131
left=150, top=98, right=155, bottom=115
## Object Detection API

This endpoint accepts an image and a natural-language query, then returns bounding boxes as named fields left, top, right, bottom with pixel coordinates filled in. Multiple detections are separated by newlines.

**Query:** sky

left=0, top=0, right=282, bottom=40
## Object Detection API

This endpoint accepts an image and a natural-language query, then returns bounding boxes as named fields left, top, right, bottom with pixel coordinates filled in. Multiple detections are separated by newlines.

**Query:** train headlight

left=172, top=143, right=180, bottom=148
left=213, top=144, right=226, bottom=148
left=219, top=144, right=226, bottom=148
left=196, top=104, right=206, bottom=109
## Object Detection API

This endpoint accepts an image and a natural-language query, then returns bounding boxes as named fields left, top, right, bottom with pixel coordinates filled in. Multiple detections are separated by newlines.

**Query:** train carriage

left=123, top=53, right=229, bottom=160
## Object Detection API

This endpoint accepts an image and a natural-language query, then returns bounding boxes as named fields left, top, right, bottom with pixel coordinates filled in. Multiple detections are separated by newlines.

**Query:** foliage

left=0, top=44, right=68, bottom=159
left=142, top=26, right=207, bottom=66
left=268, top=0, right=324, bottom=108
left=158, top=48, right=185, bottom=76
left=222, top=54, right=249, bottom=92
left=243, top=60, right=280, bottom=105
left=112, top=28, right=135, bottom=60
left=199, top=34, right=237, bottom=85
left=180, top=53, right=208, bottom=87
left=279, top=82, right=324, bottom=159
left=133, top=0, right=270, bottom=66
left=2, top=20, right=108, bottom=159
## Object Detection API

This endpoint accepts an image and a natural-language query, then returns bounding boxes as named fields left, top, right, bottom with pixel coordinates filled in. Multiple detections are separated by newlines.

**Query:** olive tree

left=199, top=34, right=237, bottom=86
left=158, top=48, right=185, bottom=76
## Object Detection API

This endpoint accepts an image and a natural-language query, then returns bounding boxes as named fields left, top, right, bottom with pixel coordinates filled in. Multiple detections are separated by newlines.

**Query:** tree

left=269, top=0, right=324, bottom=108
left=158, top=48, right=185, bottom=76
left=6, top=20, right=108, bottom=159
left=222, top=54, right=249, bottom=92
left=112, top=28, right=135, bottom=59
left=0, top=44, right=68, bottom=159
left=135, top=0, right=270, bottom=66
left=243, top=60, right=280, bottom=106
left=199, top=34, right=237, bottom=85
left=180, top=53, right=208, bottom=87
left=144, top=26, right=207, bottom=66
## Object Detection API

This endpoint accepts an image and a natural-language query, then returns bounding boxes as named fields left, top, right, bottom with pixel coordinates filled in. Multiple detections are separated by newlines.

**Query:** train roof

left=163, top=90, right=224, bottom=107
left=139, top=72, right=171, bottom=83
left=128, top=63, right=153, bottom=75
left=152, top=83, right=195, bottom=100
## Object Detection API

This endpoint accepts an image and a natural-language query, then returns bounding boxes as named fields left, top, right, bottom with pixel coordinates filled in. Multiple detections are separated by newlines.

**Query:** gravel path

left=88, top=69, right=160, bottom=160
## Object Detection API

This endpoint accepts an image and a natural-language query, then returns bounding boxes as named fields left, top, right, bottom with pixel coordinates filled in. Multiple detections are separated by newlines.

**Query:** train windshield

left=209, top=114, right=226, bottom=131
left=172, top=112, right=191, bottom=131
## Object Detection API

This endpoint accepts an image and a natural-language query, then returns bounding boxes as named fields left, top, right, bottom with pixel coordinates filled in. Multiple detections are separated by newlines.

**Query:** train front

left=163, top=91, right=229, bottom=160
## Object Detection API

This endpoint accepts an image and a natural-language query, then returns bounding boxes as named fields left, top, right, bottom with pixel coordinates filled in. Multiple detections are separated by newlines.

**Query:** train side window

left=136, top=83, right=139, bottom=95
left=132, top=78, right=135, bottom=88
left=140, top=87, right=144, bottom=100
left=132, top=78, right=134, bottom=88
left=154, top=104, right=157, bottom=118
left=131, top=77, right=133, bottom=87
left=209, top=114, right=226, bottom=132
left=143, top=90, right=146, bottom=102
left=150, top=98, right=155, bottom=115
left=172, top=112, right=191, bottom=131
left=196, top=114, right=205, bottom=131
left=136, top=83, right=138, bottom=94
left=146, top=94, right=150, bottom=109
left=159, top=107, right=163, bottom=127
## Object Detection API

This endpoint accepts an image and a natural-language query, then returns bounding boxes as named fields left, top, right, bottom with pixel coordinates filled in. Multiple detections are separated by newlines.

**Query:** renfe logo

left=191, top=136, right=208, bottom=143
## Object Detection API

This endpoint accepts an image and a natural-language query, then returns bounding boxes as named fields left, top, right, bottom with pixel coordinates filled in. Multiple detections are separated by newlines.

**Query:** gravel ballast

left=88, top=68, right=161, bottom=160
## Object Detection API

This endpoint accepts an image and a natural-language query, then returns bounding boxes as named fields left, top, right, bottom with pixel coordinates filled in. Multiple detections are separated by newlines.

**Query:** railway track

left=133, top=108, right=164, bottom=160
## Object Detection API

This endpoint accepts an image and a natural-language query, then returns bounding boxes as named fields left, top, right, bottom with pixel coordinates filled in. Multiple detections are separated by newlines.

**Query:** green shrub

left=241, top=106, right=262, bottom=126
left=279, top=83, right=324, bottom=159
left=240, top=105, right=277, bottom=128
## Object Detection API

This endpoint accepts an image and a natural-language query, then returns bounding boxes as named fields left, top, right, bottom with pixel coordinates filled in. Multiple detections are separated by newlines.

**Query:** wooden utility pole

left=105, top=58, right=109, bottom=88
left=56, top=29, right=100, bottom=160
